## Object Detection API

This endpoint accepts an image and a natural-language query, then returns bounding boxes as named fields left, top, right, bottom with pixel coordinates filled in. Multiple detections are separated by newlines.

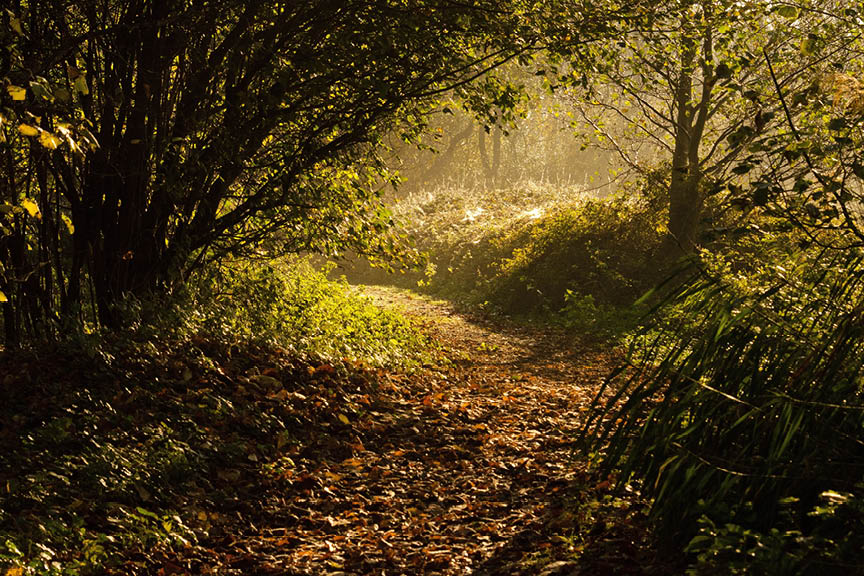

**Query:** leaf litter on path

left=176, top=286, right=661, bottom=575
left=1, top=286, right=665, bottom=575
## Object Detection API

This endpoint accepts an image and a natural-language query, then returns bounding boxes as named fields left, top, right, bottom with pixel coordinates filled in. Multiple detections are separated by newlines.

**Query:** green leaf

left=135, top=506, right=160, bottom=520
left=827, top=117, right=848, bottom=131
left=9, top=17, right=23, bottom=35
left=775, top=5, right=799, bottom=18
left=73, top=75, right=89, bottom=96
left=29, top=80, right=53, bottom=102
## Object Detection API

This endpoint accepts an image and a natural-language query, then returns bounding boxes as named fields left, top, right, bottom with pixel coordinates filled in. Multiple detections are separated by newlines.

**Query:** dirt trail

left=198, top=287, right=653, bottom=575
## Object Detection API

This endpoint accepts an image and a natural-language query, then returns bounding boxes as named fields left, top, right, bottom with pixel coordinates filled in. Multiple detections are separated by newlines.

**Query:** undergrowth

left=345, top=181, right=665, bottom=339
left=122, top=256, right=435, bottom=369
left=0, top=257, right=433, bottom=574
left=585, top=230, right=864, bottom=574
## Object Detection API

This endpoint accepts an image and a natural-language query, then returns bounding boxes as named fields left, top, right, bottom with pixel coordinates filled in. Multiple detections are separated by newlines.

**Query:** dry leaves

left=141, top=288, right=650, bottom=575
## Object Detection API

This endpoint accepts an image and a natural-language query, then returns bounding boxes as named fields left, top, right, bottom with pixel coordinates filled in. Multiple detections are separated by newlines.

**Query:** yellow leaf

left=17, top=124, right=39, bottom=137
left=0, top=291, right=7, bottom=303
left=337, top=413, right=350, bottom=425
left=38, top=131, right=62, bottom=150
left=61, top=214, right=75, bottom=235
left=6, top=85, right=26, bottom=101
left=9, top=17, right=23, bottom=36
left=73, top=75, right=89, bottom=96
left=21, top=198, right=40, bottom=218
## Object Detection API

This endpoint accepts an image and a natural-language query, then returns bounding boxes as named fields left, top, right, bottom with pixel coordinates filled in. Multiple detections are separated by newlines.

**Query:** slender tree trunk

left=664, top=26, right=714, bottom=258
left=478, top=126, right=502, bottom=187
left=490, top=126, right=502, bottom=185
left=478, top=129, right=490, bottom=184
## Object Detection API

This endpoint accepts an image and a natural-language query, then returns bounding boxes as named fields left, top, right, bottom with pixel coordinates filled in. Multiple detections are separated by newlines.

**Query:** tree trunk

left=663, top=27, right=713, bottom=259
left=478, top=126, right=502, bottom=187
left=667, top=172, right=703, bottom=255
left=490, top=126, right=502, bottom=185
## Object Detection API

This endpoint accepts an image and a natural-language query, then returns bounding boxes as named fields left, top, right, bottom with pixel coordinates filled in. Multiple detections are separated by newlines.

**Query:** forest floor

left=1, top=286, right=667, bottom=575
left=304, top=285, right=664, bottom=576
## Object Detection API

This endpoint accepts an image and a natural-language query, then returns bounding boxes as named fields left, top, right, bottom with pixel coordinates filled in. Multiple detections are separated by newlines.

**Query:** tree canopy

left=2, top=0, right=634, bottom=338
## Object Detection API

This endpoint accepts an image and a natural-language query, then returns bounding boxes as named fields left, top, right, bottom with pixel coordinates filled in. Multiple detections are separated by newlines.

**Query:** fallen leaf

left=18, top=124, right=39, bottom=137
left=6, top=85, right=26, bottom=101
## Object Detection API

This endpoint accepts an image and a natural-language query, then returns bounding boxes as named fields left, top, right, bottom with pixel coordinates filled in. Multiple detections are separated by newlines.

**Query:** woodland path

left=167, top=287, right=655, bottom=575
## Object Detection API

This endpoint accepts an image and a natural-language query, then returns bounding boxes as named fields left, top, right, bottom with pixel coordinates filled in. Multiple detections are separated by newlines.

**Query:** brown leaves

left=6, top=287, right=653, bottom=575
left=163, top=288, right=634, bottom=575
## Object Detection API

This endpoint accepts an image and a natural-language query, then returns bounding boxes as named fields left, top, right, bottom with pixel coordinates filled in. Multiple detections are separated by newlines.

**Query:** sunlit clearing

left=522, top=207, right=543, bottom=220
left=463, top=207, right=485, bottom=222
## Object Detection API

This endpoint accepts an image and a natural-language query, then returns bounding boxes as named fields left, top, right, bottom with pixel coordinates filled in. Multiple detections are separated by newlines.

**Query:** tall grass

left=584, top=240, right=864, bottom=572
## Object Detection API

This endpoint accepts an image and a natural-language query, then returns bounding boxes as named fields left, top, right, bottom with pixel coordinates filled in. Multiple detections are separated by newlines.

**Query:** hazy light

left=463, top=207, right=485, bottom=222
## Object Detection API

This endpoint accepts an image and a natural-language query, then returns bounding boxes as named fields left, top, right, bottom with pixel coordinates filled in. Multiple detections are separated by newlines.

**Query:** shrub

left=185, top=256, right=433, bottom=368
left=486, top=193, right=664, bottom=314
left=585, top=236, right=864, bottom=572
left=345, top=181, right=665, bottom=337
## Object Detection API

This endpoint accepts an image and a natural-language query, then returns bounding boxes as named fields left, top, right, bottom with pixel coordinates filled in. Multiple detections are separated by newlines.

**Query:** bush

left=185, top=256, right=434, bottom=368
left=345, top=181, right=665, bottom=337
left=486, top=193, right=664, bottom=314
left=585, top=235, right=864, bottom=572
